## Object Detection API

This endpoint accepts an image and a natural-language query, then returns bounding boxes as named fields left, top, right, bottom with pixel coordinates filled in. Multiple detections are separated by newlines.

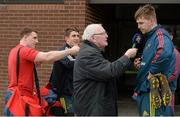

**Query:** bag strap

left=16, top=47, right=21, bottom=84
left=16, top=47, right=30, bottom=116
left=33, top=64, right=41, bottom=106
left=25, top=103, right=30, bottom=116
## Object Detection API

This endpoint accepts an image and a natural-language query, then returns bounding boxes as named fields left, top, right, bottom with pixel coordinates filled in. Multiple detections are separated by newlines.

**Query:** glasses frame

left=93, top=32, right=107, bottom=36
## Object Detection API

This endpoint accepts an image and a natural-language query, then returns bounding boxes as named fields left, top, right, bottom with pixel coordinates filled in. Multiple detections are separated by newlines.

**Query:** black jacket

left=73, top=40, right=131, bottom=116
left=50, top=44, right=75, bottom=98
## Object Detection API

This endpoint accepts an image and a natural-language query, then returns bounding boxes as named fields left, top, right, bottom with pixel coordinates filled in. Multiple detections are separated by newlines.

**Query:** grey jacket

left=73, top=40, right=131, bottom=116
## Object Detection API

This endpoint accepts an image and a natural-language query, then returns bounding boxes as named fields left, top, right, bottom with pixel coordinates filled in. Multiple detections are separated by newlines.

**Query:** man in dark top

left=50, top=27, right=80, bottom=115
left=73, top=24, right=137, bottom=116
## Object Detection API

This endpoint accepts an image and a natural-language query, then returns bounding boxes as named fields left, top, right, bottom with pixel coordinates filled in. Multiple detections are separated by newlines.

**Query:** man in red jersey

left=4, top=28, right=79, bottom=116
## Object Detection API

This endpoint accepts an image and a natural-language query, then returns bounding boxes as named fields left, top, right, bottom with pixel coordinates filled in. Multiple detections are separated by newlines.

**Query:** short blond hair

left=134, top=4, right=156, bottom=20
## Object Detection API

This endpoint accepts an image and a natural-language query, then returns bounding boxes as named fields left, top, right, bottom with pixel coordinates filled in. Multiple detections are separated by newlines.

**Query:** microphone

left=132, top=33, right=142, bottom=48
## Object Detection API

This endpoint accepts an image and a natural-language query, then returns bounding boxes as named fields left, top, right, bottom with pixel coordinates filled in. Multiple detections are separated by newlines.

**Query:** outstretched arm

left=34, top=45, right=79, bottom=63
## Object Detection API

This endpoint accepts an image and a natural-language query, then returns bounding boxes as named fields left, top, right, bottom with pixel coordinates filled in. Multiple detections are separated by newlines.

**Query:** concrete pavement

left=117, top=96, right=180, bottom=116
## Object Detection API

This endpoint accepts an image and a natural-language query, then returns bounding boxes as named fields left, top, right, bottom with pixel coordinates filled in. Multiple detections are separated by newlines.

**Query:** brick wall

left=86, top=4, right=106, bottom=25
left=0, top=0, right=87, bottom=115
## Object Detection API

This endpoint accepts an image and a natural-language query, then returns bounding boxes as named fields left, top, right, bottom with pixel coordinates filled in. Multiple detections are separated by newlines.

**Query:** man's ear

left=23, top=35, right=28, bottom=40
left=89, top=36, right=95, bottom=43
left=65, top=36, right=68, bottom=41
left=151, top=18, right=156, bottom=25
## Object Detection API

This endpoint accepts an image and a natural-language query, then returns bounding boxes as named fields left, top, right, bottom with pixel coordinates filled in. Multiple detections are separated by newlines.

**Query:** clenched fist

left=124, top=48, right=138, bottom=58
left=70, top=45, right=80, bottom=55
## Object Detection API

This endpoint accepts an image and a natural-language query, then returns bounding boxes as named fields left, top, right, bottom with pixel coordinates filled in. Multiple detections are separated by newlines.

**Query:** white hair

left=82, top=24, right=102, bottom=41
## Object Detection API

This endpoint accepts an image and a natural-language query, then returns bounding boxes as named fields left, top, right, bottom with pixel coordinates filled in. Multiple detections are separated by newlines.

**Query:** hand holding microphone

left=125, top=48, right=138, bottom=58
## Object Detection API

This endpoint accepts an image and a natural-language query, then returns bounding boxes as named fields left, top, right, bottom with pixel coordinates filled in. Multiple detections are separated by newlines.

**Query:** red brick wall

left=0, top=0, right=87, bottom=115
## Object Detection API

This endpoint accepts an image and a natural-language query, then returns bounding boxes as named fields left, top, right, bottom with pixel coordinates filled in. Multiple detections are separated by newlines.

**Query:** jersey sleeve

left=20, top=47, right=39, bottom=62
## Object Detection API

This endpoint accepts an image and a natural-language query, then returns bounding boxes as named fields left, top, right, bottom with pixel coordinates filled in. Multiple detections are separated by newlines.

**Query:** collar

left=146, top=24, right=162, bottom=37
left=83, top=40, right=104, bottom=52
left=65, top=43, right=71, bottom=48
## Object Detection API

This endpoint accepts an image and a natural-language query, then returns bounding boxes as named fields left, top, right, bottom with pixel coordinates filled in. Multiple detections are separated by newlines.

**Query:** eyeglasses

left=93, top=32, right=107, bottom=36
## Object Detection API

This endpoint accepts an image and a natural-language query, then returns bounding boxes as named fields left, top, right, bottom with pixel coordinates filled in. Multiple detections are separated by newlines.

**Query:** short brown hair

left=134, top=4, right=156, bottom=20
left=64, top=27, right=79, bottom=37
left=20, top=28, right=38, bottom=38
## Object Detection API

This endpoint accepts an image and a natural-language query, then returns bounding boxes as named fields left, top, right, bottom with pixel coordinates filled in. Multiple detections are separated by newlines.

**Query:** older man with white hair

left=73, top=24, right=137, bottom=116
